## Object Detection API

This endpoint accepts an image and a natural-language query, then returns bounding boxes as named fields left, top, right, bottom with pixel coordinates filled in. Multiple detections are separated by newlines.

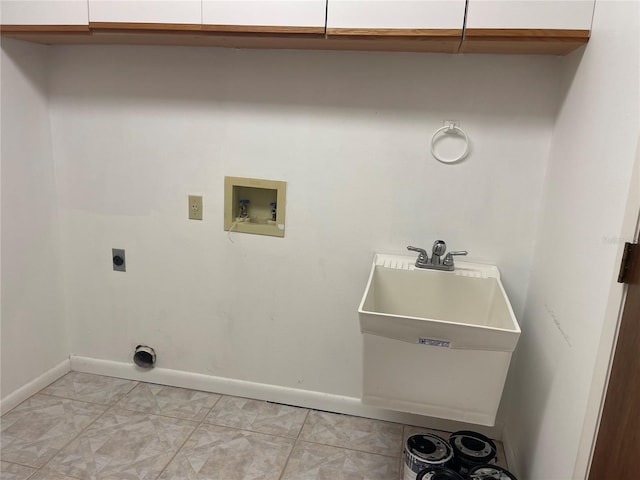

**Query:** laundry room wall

left=1, top=39, right=69, bottom=411
left=502, top=1, right=640, bottom=478
left=47, top=46, right=561, bottom=408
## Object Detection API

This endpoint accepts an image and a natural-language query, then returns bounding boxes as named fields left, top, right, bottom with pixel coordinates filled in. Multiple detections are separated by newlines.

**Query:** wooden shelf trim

left=90, top=22, right=202, bottom=32
left=327, top=27, right=462, bottom=39
left=464, top=28, right=590, bottom=42
left=0, top=24, right=89, bottom=33
left=460, top=28, right=590, bottom=55
left=1, top=24, right=589, bottom=55
left=203, top=24, right=325, bottom=35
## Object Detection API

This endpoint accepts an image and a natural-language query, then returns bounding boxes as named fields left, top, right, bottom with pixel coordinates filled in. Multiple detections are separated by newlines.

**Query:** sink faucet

left=407, top=240, right=468, bottom=271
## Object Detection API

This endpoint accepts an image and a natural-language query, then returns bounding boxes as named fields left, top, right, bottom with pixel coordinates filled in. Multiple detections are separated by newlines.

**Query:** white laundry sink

left=358, top=254, right=521, bottom=426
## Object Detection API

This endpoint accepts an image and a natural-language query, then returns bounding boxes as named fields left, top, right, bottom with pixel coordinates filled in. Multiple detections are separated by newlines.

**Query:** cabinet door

left=462, top=0, right=594, bottom=54
left=88, top=0, right=202, bottom=27
left=202, top=0, right=327, bottom=33
left=1, top=0, right=89, bottom=27
left=326, top=0, right=466, bottom=30
left=326, top=0, right=466, bottom=53
left=465, top=0, right=595, bottom=30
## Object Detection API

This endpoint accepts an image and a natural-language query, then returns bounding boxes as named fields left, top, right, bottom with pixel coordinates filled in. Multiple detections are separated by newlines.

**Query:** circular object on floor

left=449, top=431, right=497, bottom=475
left=416, top=466, right=465, bottom=480
left=468, top=464, right=518, bottom=480
left=133, top=345, right=156, bottom=368
left=403, top=433, right=454, bottom=480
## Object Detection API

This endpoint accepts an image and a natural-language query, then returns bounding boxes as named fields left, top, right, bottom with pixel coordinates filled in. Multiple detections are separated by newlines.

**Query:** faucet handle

left=407, top=246, right=429, bottom=263
left=443, top=250, right=468, bottom=266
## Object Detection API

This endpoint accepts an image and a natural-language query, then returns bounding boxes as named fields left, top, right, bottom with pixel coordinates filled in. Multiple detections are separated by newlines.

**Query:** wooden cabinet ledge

left=0, top=25, right=589, bottom=55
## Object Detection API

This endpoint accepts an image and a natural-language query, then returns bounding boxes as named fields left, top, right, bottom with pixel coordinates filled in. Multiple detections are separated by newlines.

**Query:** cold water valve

left=239, top=199, right=250, bottom=220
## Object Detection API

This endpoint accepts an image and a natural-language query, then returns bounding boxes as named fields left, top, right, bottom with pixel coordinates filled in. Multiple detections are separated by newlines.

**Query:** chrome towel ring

left=431, top=121, right=470, bottom=164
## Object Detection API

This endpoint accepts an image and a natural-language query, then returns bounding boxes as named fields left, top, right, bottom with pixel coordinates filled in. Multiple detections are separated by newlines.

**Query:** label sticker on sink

left=418, top=338, right=450, bottom=348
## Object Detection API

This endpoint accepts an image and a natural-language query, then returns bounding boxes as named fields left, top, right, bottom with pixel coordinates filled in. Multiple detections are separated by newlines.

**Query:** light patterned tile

left=157, top=423, right=294, bottom=480
left=0, top=462, right=36, bottom=480
left=41, top=372, right=137, bottom=405
left=46, top=407, right=197, bottom=480
left=204, top=396, right=308, bottom=437
left=281, top=441, right=400, bottom=480
left=300, top=411, right=402, bottom=457
left=117, top=383, right=220, bottom=421
left=0, top=394, right=106, bottom=468
left=29, top=470, right=80, bottom=480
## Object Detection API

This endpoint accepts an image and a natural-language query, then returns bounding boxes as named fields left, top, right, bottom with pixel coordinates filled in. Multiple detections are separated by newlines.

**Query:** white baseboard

left=1, top=359, right=71, bottom=415
left=69, top=355, right=502, bottom=439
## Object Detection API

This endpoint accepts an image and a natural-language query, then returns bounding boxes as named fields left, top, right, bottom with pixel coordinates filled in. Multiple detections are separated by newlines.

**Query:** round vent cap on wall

left=133, top=345, right=156, bottom=368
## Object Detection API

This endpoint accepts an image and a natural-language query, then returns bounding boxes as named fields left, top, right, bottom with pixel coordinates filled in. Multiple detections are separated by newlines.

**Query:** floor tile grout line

left=29, top=391, right=129, bottom=409
left=276, top=410, right=312, bottom=480
left=32, top=468, right=85, bottom=480
left=152, top=419, right=202, bottom=480
left=133, top=403, right=401, bottom=458
left=152, top=391, right=272, bottom=480
left=296, top=409, right=311, bottom=440
left=0, top=459, right=39, bottom=471
left=152, top=393, right=224, bottom=479
left=276, top=437, right=299, bottom=480
left=2, top=377, right=114, bottom=478
left=2, top=400, right=112, bottom=476
left=295, top=437, right=403, bottom=460
left=111, top=382, right=224, bottom=423
left=32, top=403, right=114, bottom=478
left=110, top=404, right=218, bottom=423
left=36, top=371, right=139, bottom=407
left=0, top=371, right=78, bottom=418
left=196, top=418, right=307, bottom=441
left=2, top=391, right=113, bottom=418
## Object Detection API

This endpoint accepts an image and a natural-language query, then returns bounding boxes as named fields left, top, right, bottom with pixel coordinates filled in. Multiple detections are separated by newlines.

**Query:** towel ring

left=431, top=123, right=470, bottom=164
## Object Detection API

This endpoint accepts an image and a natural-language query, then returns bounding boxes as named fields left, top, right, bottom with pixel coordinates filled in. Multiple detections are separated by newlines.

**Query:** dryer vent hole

left=133, top=345, right=156, bottom=368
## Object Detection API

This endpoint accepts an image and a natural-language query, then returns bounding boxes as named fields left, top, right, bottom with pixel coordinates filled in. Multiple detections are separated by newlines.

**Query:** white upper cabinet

left=465, top=0, right=595, bottom=30
left=1, top=0, right=89, bottom=25
left=326, top=0, right=467, bottom=30
left=202, top=0, right=327, bottom=30
left=88, top=0, right=202, bottom=25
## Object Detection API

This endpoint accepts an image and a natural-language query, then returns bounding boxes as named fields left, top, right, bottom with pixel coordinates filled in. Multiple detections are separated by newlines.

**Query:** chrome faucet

left=407, top=240, right=468, bottom=271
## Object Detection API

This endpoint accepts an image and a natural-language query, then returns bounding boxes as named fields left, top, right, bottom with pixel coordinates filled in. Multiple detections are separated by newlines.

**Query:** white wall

left=1, top=39, right=69, bottom=406
left=503, top=1, right=640, bottom=478
left=47, top=46, right=559, bottom=406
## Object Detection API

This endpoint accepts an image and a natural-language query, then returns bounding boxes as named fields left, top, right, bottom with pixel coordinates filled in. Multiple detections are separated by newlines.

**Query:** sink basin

left=357, top=254, right=521, bottom=426
left=359, top=254, right=520, bottom=352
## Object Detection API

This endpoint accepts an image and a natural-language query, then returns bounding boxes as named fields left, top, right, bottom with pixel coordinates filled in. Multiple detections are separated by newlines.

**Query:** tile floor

left=1, top=372, right=507, bottom=480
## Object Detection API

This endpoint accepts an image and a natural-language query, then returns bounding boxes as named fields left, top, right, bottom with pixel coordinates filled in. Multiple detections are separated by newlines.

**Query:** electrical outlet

left=112, top=248, right=126, bottom=272
left=188, top=195, right=203, bottom=220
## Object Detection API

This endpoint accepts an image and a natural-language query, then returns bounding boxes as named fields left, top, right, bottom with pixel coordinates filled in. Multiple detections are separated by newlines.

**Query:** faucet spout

left=431, top=240, right=447, bottom=265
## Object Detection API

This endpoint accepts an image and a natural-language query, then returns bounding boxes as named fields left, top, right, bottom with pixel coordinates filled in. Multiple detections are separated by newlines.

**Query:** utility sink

left=357, top=254, right=521, bottom=426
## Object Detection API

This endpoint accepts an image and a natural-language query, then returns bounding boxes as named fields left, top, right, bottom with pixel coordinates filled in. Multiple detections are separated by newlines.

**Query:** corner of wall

left=1, top=38, right=69, bottom=402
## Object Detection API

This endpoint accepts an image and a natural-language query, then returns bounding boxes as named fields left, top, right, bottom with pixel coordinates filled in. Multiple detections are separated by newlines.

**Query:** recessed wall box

left=224, top=176, right=286, bottom=238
